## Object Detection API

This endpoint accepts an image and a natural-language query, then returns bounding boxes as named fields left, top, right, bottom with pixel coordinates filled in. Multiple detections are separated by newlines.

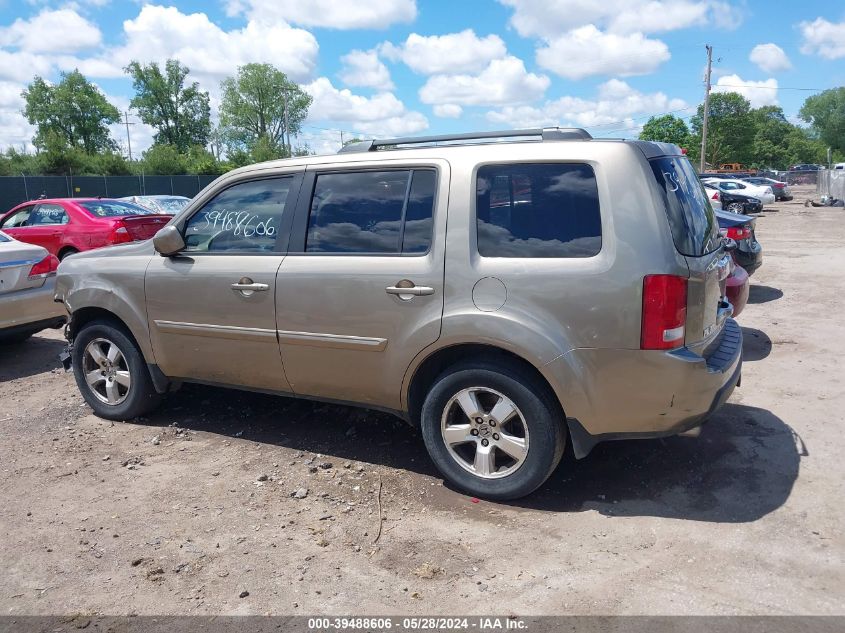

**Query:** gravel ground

left=0, top=185, right=842, bottom=616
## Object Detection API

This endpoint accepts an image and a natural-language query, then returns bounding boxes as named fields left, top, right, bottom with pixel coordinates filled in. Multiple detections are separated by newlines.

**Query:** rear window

left=650, top=157, right=720, bottom=257
left=476, top=163, right=601, bottom=258
left=77, top=200, right=151, bottom=218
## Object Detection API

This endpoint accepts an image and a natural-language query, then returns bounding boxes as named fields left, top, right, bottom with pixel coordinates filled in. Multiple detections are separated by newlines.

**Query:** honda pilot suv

left=55, top=128, right=741, bottom=500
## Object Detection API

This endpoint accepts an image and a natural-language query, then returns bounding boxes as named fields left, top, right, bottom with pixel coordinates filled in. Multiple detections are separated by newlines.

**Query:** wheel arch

left=404, top=342, right=564, bottom=429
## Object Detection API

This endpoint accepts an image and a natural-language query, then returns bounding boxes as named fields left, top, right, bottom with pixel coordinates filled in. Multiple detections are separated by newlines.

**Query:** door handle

left=231, top=279, right=268, bottom=296
left=385, top=285, right=435, bottom=297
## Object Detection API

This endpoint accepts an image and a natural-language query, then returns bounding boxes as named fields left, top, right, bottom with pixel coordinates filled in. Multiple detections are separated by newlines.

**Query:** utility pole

left=123, top=111, right=135, bottom=162
left=699, top=45, right=713, bottom=173
left=340, top=130, right=344, bottom=147
left=282, top=90, right=291, bottom=156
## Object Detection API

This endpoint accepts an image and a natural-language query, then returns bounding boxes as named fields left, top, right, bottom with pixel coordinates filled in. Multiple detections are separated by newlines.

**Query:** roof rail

left=337, top=127, right=592, bottom=154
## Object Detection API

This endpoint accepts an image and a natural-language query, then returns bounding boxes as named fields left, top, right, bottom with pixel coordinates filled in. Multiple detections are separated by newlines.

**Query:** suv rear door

left=649, top=155, right=732, bottom=349
left=274, top=161, right=449, bottom=409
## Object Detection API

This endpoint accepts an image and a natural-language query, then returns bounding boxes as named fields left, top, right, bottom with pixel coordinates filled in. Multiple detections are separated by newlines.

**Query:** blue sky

left=0, top=0, right=843, bottom=155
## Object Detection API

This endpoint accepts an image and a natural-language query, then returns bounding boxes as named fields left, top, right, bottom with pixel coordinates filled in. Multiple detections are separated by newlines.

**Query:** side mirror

left=153, top=225, right=186, bottom=256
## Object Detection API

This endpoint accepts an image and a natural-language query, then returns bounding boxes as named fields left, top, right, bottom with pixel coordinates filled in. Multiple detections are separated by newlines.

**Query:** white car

left=702, top=177, right=775, bottom=205
left=703, top=184, right=722, bottom=210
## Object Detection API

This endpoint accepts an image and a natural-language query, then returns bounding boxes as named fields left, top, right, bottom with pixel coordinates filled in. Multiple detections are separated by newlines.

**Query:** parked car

left=703, top=184, right=722, bottom=210
left=0, top=198, right=172, bottom=260
left=724, top=260, right=749, bottom=318
left=833, top=163, right=845, bottom=171
left=717, top=190, right=762, bottom=214
left=702, top=177, right=775, bottom=205
left=789, top=163, right=824, bottom=171
left=55, top=129, right=741, bottom=500
left=742, top=176, right=791, bottom=201
left=120, top=195, right=191, bottom=215
left=0, top=230, right=65, bottom=342
left=716, top=209, right=762, bottom=275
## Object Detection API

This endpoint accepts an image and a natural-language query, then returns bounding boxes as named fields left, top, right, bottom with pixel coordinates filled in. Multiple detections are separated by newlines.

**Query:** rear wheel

left=420, top=362, right=565, bottom=500
left=727, top=202, right=744, bottom=213
left=72, top=319, right=162, bottom=420
left=58, top=248, right=78, bottom=261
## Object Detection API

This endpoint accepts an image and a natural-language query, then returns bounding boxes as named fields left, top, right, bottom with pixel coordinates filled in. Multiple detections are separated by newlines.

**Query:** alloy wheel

left=82, top=337, right=132, bottom=405
left=440, top=387, right=530, bottom=479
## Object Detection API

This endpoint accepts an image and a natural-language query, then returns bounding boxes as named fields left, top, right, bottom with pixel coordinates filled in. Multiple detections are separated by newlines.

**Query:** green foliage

left=139, top=143, right=187, bottom=175
left=690, top=92, right=754, bottom=167
left=638, top=115, right=690, bottom=146
left=799, top=87, right=845, bottom=153
left=219, top=63, right=312, bottom=155
left=22, top=70, right=119, bottom=154
left=125, top=59, right=211, bottom=151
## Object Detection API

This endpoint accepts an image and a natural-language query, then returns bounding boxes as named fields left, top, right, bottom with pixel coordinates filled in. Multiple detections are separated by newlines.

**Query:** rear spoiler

left=627, top=140, right=685, bottom=159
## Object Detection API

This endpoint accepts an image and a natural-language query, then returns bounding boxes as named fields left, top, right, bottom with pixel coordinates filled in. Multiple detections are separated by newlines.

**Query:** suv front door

left=145, top=173, right=302, bottom=391
left=275, top=163, right=448, bottom=409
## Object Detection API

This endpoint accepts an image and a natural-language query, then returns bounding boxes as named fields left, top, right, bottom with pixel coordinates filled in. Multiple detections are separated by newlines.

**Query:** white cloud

left=433, top=104, right=463, bottom=118
left=536, top=26, right=670, bottom=79
left=304, top=77, right=428, bottom=138
left=713, top=74, right=778, bottom=107
left=339, top=50, right=393, bottom=90
left=498, top=0, right=739, bottom=36
left=799, top=18, right=845, bottom=60
left=380, top=30, right=507, bottom=74
left=749, top=43, right=791, bottom=73
left=65, top=5, right=319, bottom=85
left=486, top=79, right=688, bottom=136
left=419, top=56, right=549, bottom=106
left=225, top=0, right=416, bottom=30
left=0, top=8, right=101, bottom=53
left=0, top=81, right=34, bottom=151
left=0, top=49, right=54, bottom=82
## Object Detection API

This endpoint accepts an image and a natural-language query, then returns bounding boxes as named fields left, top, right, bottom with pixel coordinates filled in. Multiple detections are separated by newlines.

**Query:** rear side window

left=305, top=169, right=435, bottom=254
left=183, top=177, right=293, bottom=252
left=650, top=157, right=720, bottom=257
left=475, top=163, right=601, bottom=258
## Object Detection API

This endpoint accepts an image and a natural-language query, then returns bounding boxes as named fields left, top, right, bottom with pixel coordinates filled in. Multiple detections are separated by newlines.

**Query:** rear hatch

left=649, top=156, right=732, bottom=350
left=120, top=214, right=171, bottom=241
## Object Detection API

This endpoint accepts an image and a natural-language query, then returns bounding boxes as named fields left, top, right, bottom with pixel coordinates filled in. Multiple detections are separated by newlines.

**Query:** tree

left=219, top=63, right=312, bottom=155
left=22, top=70, right=119, bottom=154
left=799, top=87, right=845, bottom=154
left=638, top=115, right=690, bottom=146
left=140, top=143, right=187, bottom=175
left=690, top=92, right=754, bottom=167
left=125, top=59, right=211, bottom=151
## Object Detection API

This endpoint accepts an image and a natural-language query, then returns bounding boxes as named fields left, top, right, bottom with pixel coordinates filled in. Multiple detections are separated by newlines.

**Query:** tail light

left=711, top=191, right=720, bottom=201
left=28, top=253, right=60, bottom=279
left=641, top=274, right=687, bottom=350
left=109, top=222, right=133, bottom=244
left=726, top=226, right=750, bottom=240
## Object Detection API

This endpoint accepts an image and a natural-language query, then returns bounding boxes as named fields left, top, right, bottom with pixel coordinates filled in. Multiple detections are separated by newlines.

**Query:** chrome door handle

left=385, top=285, right=434, bottom=296
left=231, top=282, right=268, bottom=291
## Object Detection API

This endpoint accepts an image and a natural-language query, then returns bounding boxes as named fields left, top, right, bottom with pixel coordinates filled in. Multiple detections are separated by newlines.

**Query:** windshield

left=151, top=197, right=190, bottom=213
left=650, top=156, right=721, bottom=257
left=77, top=200, right=151, bottom=218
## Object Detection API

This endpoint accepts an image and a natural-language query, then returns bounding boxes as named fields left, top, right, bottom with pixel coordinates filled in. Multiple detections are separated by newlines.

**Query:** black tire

left=72, top=319, right=162, bottom=420
left=58, top=248, right=78, bottom=261
left=420, top=361, right=565, bottom=500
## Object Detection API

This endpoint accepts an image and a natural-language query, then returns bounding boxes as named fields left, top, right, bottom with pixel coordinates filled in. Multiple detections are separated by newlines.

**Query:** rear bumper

left=0, top=278, right=67, bottom=334
left=551, top=319, right=743, bottom=458
left=734, top=241, right=762, bottom=275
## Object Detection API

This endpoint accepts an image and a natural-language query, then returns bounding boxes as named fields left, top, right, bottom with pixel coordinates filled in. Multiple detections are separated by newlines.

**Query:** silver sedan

left=0, top=231, right=66, bottom=343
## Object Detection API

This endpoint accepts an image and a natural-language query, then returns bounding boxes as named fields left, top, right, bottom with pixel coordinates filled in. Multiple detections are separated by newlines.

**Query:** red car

left=0, top=198, right=172, bottom=260
left=725, top=259, right=749, bottom=317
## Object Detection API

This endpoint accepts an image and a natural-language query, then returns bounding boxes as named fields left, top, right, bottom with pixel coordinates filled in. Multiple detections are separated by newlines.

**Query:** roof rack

left=337, top=127, right=592, bottom=154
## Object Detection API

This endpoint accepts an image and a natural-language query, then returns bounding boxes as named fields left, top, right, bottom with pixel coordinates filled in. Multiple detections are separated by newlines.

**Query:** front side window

left=476, top=163, right=602, bottom=258
left=306, top=169, right=435, bottom=254
left=183, top=177, right=293, bottom=253
left=29, top=204, right=69, bottom=226
left=1, top=206, right=35, bottom=228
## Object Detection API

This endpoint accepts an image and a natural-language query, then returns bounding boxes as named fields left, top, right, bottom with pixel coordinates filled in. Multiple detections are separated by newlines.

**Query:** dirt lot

left=1, top=186, right=843, bottom=616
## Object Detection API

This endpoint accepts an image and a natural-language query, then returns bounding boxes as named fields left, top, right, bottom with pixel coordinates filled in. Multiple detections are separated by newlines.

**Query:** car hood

left=60, top=239, right=156, bottom=262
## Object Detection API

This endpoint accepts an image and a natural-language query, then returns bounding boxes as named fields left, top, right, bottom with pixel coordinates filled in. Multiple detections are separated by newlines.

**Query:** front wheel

left=72, top=319, right=162, bottom=420
left=420, top=362, right=565, bottom=500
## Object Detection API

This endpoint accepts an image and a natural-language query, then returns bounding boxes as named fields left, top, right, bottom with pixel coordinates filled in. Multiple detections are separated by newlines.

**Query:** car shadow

left=748, top=284, right=783, bottom=304
left=742, top=326, right=772, bottom=361
left=0, top=333, right=66, bottom=383
left=517, top=403, right=801, bottom=522
left=139, top=386, right=799, bottom=523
